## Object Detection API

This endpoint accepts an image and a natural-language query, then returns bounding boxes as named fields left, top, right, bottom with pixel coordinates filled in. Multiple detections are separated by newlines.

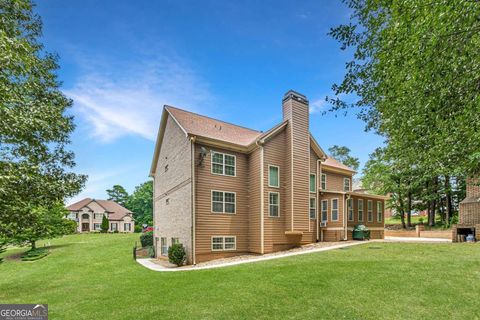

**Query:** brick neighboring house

left=66, top=198, right=135, bottom=233
left=452, top=177, right=480, bottom=241
left=150, top=90, right=386, bottom=264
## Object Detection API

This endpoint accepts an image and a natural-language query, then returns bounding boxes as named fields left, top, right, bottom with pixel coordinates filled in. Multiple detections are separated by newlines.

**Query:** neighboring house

left=150, top=90, right=386, bottom=264
left=66, top=198, right=135, bottom=233
left=453, top=177, right=480, bottom=241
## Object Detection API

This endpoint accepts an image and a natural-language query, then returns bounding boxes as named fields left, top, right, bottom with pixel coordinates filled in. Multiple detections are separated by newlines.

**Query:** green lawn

left=1, top=234, right=479, bottom=319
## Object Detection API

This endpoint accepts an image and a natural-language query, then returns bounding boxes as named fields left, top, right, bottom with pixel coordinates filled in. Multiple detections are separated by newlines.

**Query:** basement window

left=212, top=236, right=236, bottom=251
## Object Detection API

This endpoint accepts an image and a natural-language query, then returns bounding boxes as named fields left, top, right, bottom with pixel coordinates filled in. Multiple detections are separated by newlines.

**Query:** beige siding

left=194, top=144, right=250, bottom=262
left=322, top=169, right=353, bottom=192
left=248, top=147, right=262, bottom=253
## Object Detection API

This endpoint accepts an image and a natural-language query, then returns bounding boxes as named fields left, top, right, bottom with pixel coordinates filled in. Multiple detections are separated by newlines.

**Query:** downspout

left=257, top=140, right=265, bottom=254
left=152, top=175, right=156, bottom=257
left=190, top=136, right=197, bottom=265
left=343, top=193, right=347, bottom=241
left=316, top=159, right=320, bottom=242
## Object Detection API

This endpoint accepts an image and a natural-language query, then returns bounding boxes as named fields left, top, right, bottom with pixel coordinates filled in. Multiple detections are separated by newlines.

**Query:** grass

left=1, top=234, right=479, bottom=319
left=385, top=215, right=448, bottom=229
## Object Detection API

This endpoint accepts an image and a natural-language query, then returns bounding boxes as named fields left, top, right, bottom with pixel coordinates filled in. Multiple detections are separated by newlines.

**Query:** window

left=358, top=199, right=364, bottom=221
left=211, top=236, right=236, bottom=251
left=310, top=174, right=316, bottom=193
left=321, top=173, right=327, bottom=190
left=331, top=199, right=339, bottom=221
left=67, top=213, right=77, bottom=220
left=377, top=201, right=383, bottom=222
left=212, top=191, right=236, bottom=214
left=161, top=237, right=167, bottom=256
left=344, top=178, right=351, bottom=192
left=268, top=166, right=280, bottom=187
left=94, top=213, right=104, bottom=220
left=94, top=223, right=101, bottom=231
left=269, top=192, right=280, bottom=217
left=348, top=199, right=354, bottom=221
left=309, top=198, right=317, bottom=219
left=171, top=237, right=179, bottom=245
left=124, top=223, right=131, bottom=232
left=110, top=223, right=118, bottom=232
left=211, top=152, right=236, bottom=176
left=368, top=200, right=373, bottom=222
left=321, top=200, right=328, bottom=222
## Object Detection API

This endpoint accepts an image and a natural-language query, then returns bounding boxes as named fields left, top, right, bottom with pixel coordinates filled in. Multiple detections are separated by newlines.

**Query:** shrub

left=21, top=248, right=49, bottom=261
left=134, top=225, right=142, bottom=233
left=101, top=216, right=109, bottom=233
left=168, top=243, right=186, bottom=266
left=140, top=231, right=153, bottom=247
left=62, top=219, right=77, bottom=234
left=418, top=217, right=424, bottom=225
left=147, top=245, right=155, bottom=258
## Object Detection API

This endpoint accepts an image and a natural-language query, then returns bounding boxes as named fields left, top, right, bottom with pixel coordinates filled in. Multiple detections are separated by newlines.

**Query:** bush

left=147, top=245, right=155, bottom=258
left=101, top=216, right=109, bottom=233
left=134, top=225, right=142, bottom=233
left=21, top=248, right=49, bottom=261
left=168, top=243, right=186, bottom=266
left=140, top=231, right=153, bottom=247
left=62, top=219, right=77, bottom=234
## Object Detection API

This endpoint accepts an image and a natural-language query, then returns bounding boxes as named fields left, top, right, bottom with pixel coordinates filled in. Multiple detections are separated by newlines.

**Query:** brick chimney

left=466, top=177, right=480, bottom=199
left=282, top=90, right=310, bottom=233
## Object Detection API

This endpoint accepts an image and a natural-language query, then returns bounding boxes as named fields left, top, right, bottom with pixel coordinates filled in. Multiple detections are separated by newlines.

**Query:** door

left=82, top=223, right=90, bottom=232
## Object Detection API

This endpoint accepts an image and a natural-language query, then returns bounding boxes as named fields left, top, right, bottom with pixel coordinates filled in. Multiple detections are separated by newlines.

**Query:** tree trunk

left=398, top=192, right=406, bottom=229
left=445, top=175, right=452, bottom=227
left=407, top=191, right=412, bottom=228
left=31, top=240, right=36, bottom=250
left=430, top=198, right=437, bottom=227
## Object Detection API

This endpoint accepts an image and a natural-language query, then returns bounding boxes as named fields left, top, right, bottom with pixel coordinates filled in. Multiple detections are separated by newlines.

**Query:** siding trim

left=260, top=145, right=265, bottom=254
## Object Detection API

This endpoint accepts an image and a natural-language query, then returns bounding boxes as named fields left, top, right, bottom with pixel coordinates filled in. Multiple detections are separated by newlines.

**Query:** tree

left=12, top=203, right=73, bottom=249
left=106, top=185, right=129, bottom=207
left=101, top=215, right=109, bottom=233
left=328, top=145, right=360, bottom=172
left=328, top=0, right=480, bottom=177
left=0, top=0, right=86, bottom=245
left=126, top=181, right=153, bottom=226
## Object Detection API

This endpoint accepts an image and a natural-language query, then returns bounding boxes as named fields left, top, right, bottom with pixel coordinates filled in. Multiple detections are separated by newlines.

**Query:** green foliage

left=100, top=215, right=109, bottom=233
left=106, top=185, right=129, bottom=207
left=126, top=181, right=153, bottom=226
left=0, top=239, right=6, bottom=264
left=328, top=145, right=360, bottom=172
left=62, top=219, right=77, bottom=235
left=134, top=225, right=142, bottom=233
left=21, top=247, right=49, bottom=261
left=168, top=243, right=186, bottom=266
left=147, top=245, right=155, bottom=258
left=140, top=231, right=153, bottom=248
left=0, top=0, right=86, bottom=245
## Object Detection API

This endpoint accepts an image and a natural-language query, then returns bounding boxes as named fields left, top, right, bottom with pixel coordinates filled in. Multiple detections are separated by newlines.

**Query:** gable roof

left=322, top=157, right=356, bottom=173
left=66, top=198, right=133, bottom=220
left=166, top=106, right=262, bottom=147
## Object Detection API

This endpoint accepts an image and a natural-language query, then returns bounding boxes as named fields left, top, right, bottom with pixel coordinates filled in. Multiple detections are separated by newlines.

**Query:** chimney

left=282, top=90, right=310, bottom=233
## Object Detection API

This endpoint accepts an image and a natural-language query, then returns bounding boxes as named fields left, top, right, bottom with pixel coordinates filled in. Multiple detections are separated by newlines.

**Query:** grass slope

left=1, top=234, right=479, bottom=319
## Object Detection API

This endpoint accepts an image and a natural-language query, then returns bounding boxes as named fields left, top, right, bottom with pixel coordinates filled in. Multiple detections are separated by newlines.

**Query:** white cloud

left=309, top=98, right=327, bottom=114
left=65, top=56, right=214, bottom=142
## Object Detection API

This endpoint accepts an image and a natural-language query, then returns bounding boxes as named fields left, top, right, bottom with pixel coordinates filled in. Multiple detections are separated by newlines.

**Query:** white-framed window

left=331, top=198, right=339, bottom=221
left=94, top=223, right=101, bottom=231
left=94, top=213, right=104, bottom=220
left=67, top=213, right=77, bottom=220
left=269, top=192, right=280, bottom=217
left=344, top=178, right=351, bottom=192
left=377, top=201, right=383, bottom=222
left=110, top=223, right=118, bottom=232
left=321, top=173, right=327, bottom=190
left=309, top=198, right=317, bottom=219
left=321, top=200, right=328, bottom=222
left=368, top=200, right=373, bottom=222
left=348, top=198, right=354, bottom=221
left=161, top=237, right=167, bottom=256
left=211, top=236, right=236, bottom=251
left=211, top=151, right=236, bottom=176
left=358, top=199, right=364, bottom=222
left=124, top=223, right=131, bottom=232
left=171, top=237, right=180, bottom=245
left=211, top=190, right=236, bottom=214
left=268, top=165, right=280, bottom=188
left=310, top=174, right=316, bottom=193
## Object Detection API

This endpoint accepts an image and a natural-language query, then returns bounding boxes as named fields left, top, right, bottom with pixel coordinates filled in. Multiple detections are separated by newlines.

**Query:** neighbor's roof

left=66, top=198, right=133, bottom=220
left=322, top=157, right=356, bottom=173
left=166, top=106, right=262, bottom=147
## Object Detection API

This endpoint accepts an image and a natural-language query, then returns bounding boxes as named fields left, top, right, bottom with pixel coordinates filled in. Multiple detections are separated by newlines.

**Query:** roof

left=66, top=198, right=133, bottom=220
left=165, top=106, right=262, bottom=147
left=322, top=157, right=356, bottom=173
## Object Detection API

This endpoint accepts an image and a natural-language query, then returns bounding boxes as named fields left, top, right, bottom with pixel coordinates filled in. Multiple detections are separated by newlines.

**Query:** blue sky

left=35, top=0, right=383, bottom=204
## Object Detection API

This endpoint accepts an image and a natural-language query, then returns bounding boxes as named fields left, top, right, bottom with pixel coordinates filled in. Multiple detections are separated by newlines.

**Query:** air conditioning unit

left=320, top=221, right=327, bottom=228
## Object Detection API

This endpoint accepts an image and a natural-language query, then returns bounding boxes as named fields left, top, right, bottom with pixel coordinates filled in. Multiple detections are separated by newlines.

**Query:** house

left=150, top=90, right=386, bottom=264
left=452, top=177, right=480, bottom=241
left=66, top=198, right=135, bottom=233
